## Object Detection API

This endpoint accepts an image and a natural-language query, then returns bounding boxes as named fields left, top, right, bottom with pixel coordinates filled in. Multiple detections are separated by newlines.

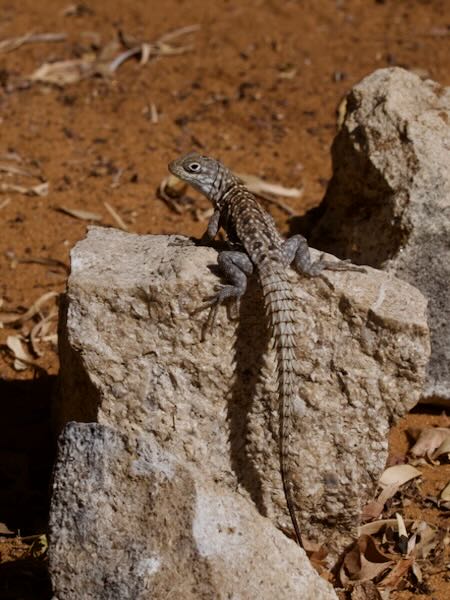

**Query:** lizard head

left=168, top=152, right=222, bottom=201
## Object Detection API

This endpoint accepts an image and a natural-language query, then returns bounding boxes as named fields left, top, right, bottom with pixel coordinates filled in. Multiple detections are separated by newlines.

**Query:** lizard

left=168, top=152, right=363, bottom=548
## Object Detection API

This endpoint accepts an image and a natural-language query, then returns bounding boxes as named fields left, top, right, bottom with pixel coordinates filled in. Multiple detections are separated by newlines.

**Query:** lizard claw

left=311, top=255, right=366, bottom=276
left=196, top=289, right=227, bottom=341
left=192, top=284, right=244, bottom=341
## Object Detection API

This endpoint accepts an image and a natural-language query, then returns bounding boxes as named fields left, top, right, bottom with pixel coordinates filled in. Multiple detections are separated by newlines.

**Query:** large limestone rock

left=53, top=226, right=429, bottom=570
left=307, top=67, right=450, bottom=403
left=50, top=422, right=335, bottom=600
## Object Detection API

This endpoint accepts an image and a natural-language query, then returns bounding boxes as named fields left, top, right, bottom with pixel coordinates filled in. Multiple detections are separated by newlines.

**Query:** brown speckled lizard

left=169, top=152, right=363, bottom=548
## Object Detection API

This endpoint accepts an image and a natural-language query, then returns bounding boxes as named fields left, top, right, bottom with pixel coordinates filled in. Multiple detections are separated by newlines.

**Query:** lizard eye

left=187, top=162, right=201, bottom=173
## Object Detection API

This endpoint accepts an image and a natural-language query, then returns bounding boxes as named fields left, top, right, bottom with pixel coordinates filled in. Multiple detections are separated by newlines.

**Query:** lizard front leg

left=199, top=208, right=221, bottom=242
left=200, top=250, right=253, bottom=338
left=282, top=234, right=365, bottom=277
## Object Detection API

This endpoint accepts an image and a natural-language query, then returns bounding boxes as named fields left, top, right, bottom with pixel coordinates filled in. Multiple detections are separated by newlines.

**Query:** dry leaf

left=411, top=561, right=422, bottom=583
left=378, top=558, right=414, bottom=590
left=57, top=206, right=102, bottom=221
left=395, top=513, right=407, bottom=539
left=350, top=581, right=384, bottom=600
left=409, top=426, right=450, bottom=458
left=340, top=535, right=393, bottom=585
left=337, top=96, right=348, bottom=129
left=406, top=533, right=417, bottom=556
left=0, top=522, right=14, bottom=534
left=28, top=533, right=48, bottom=559
left=410, top=521, right=439, bottom=559
left=30, top=58, right=96, bottom=85
left=0, top=162, right=38, bottom=178
left=0, top=181, right=48, bottom=196
left=432, top=436, right=450, bottom=460
left=362, top=484, right=400, bottom=521
left=30, top=26, right=200, bottom=86
left=395, top=513, right=408, bottom=555
left=379, top=465, right=421, bottom=488
left=440, top=481, right=450, bottom=501
left=6, top=335, right=33, bottom=370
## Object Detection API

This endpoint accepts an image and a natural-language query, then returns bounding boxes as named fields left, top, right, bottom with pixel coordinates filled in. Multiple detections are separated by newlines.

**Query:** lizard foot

left=310, top=255, right=366, bottom=277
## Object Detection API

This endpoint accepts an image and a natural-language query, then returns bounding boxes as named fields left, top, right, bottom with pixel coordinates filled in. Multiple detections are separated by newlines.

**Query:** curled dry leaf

left=0, top=291, right=58, bottom=325
left=409, top=426, right=450, bottom=458
left=379, top=464, right=421, bottom=488
left=340, top=534, right=393, bottom=586
left=158, top=175, right=189, bottom=214
left=359, top=519, right=414, bottom=537
left=28, top=533, right=48, bottom=559
left=57, top=206, right=102, bottom=221
left=159, top=175, right=188, bottom=199
left=30, top=307, right=58, bottom=356
left=6, top=335, right=34, bottom=370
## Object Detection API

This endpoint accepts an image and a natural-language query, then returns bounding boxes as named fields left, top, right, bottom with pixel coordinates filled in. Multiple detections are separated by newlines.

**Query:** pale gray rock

left=49, top=422, right=337, bottom=600
left=307, top=67, right=450, bottom=403
left=54, top=226, right=429, bottom=562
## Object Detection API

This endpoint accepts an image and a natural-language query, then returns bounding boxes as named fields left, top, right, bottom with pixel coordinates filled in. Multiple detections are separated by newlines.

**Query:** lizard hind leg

left=199, top=250, right=253, bottom=340
left=282, top=234, right=365, bottom=277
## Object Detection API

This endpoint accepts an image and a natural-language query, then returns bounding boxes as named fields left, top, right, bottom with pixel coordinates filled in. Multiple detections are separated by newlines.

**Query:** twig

left=255, top=191, right=297, bottom=216
left=150, top=102, right=159, bottom=123
left=0, top=32, right=67, bottom=53
left=108, top=46, right=142, bottom=72
left=104, top=201, right=129, bottom=231
left=158, top=24, right=201, bottom=43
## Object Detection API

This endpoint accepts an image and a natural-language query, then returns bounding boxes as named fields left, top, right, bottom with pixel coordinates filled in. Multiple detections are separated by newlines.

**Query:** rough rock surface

left=307, top=67, right=450, bottom=403
left=53, top=226, right=429, bottom=564
left=50, top=422, right=336, bottom=600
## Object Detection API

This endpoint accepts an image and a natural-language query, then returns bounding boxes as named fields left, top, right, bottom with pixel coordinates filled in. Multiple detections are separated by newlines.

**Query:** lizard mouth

left=167, top=159, right=178, bottom=175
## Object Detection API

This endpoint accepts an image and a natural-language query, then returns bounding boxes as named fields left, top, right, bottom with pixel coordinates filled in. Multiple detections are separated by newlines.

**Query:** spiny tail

left=259, top=265, right=303, bottom=548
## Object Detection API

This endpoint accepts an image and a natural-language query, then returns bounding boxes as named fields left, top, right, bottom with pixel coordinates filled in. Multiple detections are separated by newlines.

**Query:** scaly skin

left=169, top=152, right=362, bottom=548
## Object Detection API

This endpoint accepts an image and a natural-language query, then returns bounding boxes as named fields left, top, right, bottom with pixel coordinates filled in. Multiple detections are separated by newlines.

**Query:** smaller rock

left=308, top=67, right=450, bottom=404
left=49, top=422, right=338, bottom=600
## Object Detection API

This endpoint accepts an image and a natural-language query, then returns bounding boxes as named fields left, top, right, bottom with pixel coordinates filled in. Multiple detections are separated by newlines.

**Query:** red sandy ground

left=0, top=1, right=449, bottom=598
